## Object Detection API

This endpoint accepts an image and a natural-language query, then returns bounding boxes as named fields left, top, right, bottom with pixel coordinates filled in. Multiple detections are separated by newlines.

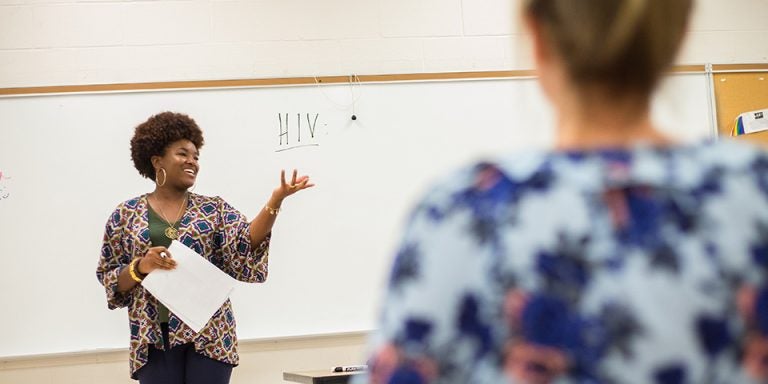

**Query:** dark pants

left=136, top=323, right=233, bottom=384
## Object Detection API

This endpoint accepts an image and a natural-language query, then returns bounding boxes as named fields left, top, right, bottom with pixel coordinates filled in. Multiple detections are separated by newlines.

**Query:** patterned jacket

left=362, top=140, right=768, bottom=384
left=96, top=193, right=270, bottom=378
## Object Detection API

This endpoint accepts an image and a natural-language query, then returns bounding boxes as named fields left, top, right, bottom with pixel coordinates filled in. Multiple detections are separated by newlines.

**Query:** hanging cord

left=349, top=74, right=358, bottom=120
left=313, top=74, right=362, bottom=120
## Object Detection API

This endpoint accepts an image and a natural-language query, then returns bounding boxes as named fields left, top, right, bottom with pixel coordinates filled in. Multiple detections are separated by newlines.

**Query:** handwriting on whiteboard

left=0, top=169, right=10, bottom=200
left=276, top=113, right=323, bottom=152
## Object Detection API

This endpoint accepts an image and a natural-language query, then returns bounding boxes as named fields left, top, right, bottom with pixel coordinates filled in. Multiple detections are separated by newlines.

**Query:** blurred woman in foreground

left=363, top=1, right=768, bottom=382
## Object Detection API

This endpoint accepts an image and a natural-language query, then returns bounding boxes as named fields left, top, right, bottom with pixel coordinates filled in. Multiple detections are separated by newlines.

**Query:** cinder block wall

left=0, top=0, right=766, bottom=88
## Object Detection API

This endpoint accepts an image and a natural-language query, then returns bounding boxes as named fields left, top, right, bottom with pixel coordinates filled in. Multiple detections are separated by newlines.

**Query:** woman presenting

left=96, top=111, right=313, bottom=383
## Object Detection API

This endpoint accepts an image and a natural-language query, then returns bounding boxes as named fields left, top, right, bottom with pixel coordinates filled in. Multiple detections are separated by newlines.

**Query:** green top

left=147, top=204, right=181, bottom=324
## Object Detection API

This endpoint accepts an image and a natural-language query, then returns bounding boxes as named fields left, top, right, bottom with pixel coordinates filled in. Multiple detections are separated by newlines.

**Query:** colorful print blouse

left=363, top=140, right=768, bottom=384
left=96, top=193, right=269, bottom=379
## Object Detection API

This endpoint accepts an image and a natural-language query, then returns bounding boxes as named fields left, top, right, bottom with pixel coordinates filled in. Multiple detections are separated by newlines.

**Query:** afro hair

left=130, top=111, right=204, bottom=180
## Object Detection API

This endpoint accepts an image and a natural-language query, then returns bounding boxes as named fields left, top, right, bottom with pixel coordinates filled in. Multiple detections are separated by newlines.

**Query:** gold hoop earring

left=156, top=168, right=167, bottom=187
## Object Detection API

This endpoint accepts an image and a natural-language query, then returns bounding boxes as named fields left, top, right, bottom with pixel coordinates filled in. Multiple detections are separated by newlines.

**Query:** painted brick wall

left=0, top=0, right=766, bottom=88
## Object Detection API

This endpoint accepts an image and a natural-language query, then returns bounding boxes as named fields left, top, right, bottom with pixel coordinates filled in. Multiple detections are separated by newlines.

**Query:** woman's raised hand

left=274, top=169, right=314, bottom=200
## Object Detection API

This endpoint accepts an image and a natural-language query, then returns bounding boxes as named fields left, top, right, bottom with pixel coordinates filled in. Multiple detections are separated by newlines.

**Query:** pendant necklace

left=153, top=193, right=187, bottom=240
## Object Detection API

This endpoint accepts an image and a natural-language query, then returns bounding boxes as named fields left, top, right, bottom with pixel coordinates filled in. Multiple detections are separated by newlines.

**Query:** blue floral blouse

left=362, top=140, right=768, bottom=384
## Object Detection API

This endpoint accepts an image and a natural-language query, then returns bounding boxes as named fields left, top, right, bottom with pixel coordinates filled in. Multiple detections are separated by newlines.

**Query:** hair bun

left=524, top=0, right=692, bottom=96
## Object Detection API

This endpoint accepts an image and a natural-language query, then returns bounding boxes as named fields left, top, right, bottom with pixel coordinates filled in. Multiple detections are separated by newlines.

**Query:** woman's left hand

left=273, top=169, right=314, bottom=200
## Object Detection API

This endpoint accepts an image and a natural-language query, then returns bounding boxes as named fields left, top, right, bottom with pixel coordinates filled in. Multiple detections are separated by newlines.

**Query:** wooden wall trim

left=712, top=63, right=768, bottom=73
left=0, top=65, right=719, bottom=97
left=0, top=70, right=537, bottom=96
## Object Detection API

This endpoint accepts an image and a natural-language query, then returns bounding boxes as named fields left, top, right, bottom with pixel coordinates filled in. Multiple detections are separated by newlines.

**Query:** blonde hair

left=523, top=0, right=693, bottom=97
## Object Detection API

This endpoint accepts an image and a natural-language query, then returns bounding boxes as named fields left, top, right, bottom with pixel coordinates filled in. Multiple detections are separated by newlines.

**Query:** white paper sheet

left=741, top=108, right=768, bottom=134
left=141, top=240, right=237, bottom=333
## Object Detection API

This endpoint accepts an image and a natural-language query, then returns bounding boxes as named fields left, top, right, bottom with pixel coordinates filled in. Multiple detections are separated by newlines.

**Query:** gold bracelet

left=128, top=258, right=143, bottom=283
left=264, top=205, right=280, bottom=215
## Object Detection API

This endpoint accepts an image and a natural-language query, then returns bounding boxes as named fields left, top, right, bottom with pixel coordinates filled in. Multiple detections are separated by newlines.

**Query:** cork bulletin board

left=714, top=64, right=768, bottom=145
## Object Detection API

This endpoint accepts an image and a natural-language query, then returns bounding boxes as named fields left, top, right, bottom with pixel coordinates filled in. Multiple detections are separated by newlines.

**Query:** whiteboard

left=0, top=73, right=712, bottom=357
